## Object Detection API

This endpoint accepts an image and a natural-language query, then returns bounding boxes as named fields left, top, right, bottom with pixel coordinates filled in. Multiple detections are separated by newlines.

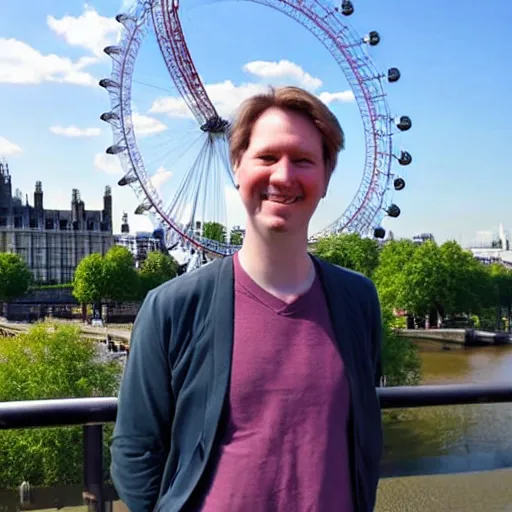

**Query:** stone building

left=113, top=212, right=162, bottom=268
left=0, top=161, right=113, bottom=283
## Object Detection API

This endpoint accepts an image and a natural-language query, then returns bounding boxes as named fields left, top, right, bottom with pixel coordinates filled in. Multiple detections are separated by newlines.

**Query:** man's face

left=234, top=107, right=327, bottom=237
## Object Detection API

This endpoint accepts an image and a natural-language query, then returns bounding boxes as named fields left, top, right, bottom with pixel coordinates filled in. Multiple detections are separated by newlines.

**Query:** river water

left=381, top=339, right=512, bottom=477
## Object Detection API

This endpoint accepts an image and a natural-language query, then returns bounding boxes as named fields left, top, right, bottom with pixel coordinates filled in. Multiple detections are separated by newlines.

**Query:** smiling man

left=111, top=86, right=383, bottom=512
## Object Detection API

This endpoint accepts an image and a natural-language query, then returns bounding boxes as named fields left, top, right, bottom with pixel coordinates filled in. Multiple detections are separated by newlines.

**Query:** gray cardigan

left=111, top=254, right=383, bottom=511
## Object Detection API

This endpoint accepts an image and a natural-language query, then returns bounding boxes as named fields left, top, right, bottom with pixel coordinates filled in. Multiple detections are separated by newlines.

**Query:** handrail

left=2, top=383, right=512, bottom=430
left=2, top=383, right=512, bottom=510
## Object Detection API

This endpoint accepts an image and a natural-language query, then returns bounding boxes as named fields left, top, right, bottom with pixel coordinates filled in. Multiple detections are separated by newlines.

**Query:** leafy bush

left=30, top=283, right=73, bottom=290
left=0, top=323, right=122, bottom=489
left=381, top=310, right=422, bottom=386
left=0, top=252, right=32, bottom=301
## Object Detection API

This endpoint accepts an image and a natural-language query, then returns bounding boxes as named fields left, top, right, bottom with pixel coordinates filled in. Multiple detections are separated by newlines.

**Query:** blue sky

left=0, top=0, right=510, bottom=246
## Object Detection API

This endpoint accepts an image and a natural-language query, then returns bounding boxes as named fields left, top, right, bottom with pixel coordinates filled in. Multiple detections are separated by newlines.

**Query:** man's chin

left=263, top=215, right=294, bottom=234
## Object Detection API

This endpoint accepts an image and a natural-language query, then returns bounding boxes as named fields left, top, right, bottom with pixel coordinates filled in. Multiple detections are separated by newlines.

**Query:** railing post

left=83, top=425, right=107, bottom=512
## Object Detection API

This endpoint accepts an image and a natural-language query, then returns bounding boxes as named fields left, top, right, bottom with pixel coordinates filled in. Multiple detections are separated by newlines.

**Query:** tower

left=34, top=181, right=43, bottom=210
left=71, top=189, right=85, bottom=230
left=0, top=161, right=13, bottom=227
left=121, top=211, right=130, bottom=234
left=102, top=186, right=112, bottom=232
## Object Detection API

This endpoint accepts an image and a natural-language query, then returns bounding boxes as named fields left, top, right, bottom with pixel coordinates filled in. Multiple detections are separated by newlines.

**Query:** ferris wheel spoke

left=164, top=134, right=231, bottom=236
left=138, top=129, right=205, bottom=176
left=166, top=137, right=211, bottom=230
left=152, top=0, right=221, bottom=126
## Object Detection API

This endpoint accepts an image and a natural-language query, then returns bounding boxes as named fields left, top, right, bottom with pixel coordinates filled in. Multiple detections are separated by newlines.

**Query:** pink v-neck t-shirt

left=199, top=253, right=353, bottom=511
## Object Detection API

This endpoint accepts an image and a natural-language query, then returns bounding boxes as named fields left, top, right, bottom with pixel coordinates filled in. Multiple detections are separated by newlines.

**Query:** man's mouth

left=261, top=192, right=303, bottom=205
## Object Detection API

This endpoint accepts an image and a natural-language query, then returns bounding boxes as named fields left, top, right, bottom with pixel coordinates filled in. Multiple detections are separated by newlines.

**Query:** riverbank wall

left=397, top=328, right=511, bottom=346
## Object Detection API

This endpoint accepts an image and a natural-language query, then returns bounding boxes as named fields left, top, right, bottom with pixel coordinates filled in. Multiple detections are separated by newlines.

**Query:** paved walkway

left=0, top=320, right=131, bottom=343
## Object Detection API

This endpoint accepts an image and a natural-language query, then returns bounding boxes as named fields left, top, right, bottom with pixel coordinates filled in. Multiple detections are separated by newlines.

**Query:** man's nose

left=270, top=159, right=294, bottom=183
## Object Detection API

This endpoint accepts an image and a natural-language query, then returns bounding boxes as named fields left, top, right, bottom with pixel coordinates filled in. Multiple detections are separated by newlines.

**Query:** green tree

left=439, top=241, right=494, bottom=316
left=0, top=323, right=122, bottom=488
left=203, top=221, right=227, bottom=244
left=229, top=229, right=243, bottom=246
left=139, top=251, right=179, bottom=298
left=399, top=241, right=448, bottom=318
left=487, top=263, right=512, bottom=329
left=314, top=235, right=421, bottom=385
left=72, top=253, right=106, bottom=305
left=381, top=309, right=421, bottom=386
left=0, top=252, right=32, bottom=302
left=103, top=245, right=139, bottom=302
left=313, top=233, right=380, bottom=277
left=373, top=239, right=417, bottom=311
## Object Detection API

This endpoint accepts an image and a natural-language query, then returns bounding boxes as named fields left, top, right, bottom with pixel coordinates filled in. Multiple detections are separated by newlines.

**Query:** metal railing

left=1, top=383, right=512, bottom=511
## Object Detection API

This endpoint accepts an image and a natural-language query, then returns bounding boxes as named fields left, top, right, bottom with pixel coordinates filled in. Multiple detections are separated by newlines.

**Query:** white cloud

left=150, top=80, right=266, bottom=119
left=206, top=81, right=268, bottom=118
left=0, top=136, right=22, bottom=156
left=47, top=5, right=120, bottom=59
left=50, top=125, right=101, bottom=137
left=0, top=7, right=121, bottom=88
left=0, top=38, right=97, bottom=86
left=132, top=113, right=168, bottom=137
left=94, top=152, right=122, bottom=175
left=149, top=96, right=194, bottom=119
left=150, top=80, right=353, bottom=120
left=149, top=60, right=354, bottom=120
left=149, top=166, right=173, bottom=191
left=318, top=90, right=355, bottom=104
left=243, top=60, right=323, bottom=90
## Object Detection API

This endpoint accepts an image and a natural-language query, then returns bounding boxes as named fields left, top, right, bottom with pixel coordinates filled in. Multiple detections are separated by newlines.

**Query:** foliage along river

left=381, top=339, right=512, bottom=477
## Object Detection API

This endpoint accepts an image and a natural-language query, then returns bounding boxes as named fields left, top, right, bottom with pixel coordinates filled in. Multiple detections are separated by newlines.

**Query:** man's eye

left=259, top=155, right=275, bottom=162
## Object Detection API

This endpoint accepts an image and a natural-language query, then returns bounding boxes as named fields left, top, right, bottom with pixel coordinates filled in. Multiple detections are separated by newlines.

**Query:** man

left=111, top=86, right=383, bottom=512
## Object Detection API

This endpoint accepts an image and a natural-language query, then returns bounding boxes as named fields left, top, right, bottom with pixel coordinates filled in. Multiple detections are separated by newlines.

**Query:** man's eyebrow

left=252, top=145, right=319, bottom=158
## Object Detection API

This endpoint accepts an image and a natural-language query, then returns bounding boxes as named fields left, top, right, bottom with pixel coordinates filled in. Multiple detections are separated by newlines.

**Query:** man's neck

left=238, top=226, right=315, bottom=302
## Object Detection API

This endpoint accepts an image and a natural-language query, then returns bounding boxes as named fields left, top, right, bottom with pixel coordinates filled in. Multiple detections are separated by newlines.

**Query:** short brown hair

left=229, top=86, right=345, bottom=176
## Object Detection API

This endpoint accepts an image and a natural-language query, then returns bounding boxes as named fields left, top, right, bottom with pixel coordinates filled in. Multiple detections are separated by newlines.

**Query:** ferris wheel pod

left=341, top=1, right=354, bottom=16
left=364, top=31, right=381, bottom=46
left=386, top=204, right=401, bottom=218
left=393, top=177, right=406, bottom=191
left=134, top=201, right=152, bottom=215
left=118, top=174, right=138, bottom=186
left=398, top=150, right=412, bottom=165
left=374, top=226, right=386, bottom=239
left=115, top=13, right=135, bottom=26
left=98, top=78, right=119, bottom=90
left=100, top=112, right=120, bottom=123
left=387, top=67, right=401, bottom=83
left=106, top=145, right=126, bottom=155
left=396, top=116, right=412, bottom=131
left=104, top=45, right=122, bottom=57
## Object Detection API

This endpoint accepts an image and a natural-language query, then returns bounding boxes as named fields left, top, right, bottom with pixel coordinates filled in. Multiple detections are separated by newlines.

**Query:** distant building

left=0, top=162, right=113, bottom=283
left=230, top=225, right=245, bottom=244
left=412, top=233, right=435, bottom=245
left=469, top=224, right=512, bottom=268
left=114, top=212, right=162, bottom=267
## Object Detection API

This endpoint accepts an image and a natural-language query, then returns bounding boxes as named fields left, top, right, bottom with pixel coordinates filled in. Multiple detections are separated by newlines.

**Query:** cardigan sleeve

left=110, top=289, right=174, bottom=511
left=368, top=280, right=383, bottom=387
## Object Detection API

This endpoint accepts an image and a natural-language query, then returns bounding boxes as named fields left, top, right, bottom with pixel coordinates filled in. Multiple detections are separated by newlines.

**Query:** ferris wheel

left=100, top=0, right=411, bottom=268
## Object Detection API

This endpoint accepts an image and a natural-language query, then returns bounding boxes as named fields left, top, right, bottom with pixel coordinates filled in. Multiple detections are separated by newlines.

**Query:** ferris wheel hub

left=200, top=116, right=230, bottom=134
